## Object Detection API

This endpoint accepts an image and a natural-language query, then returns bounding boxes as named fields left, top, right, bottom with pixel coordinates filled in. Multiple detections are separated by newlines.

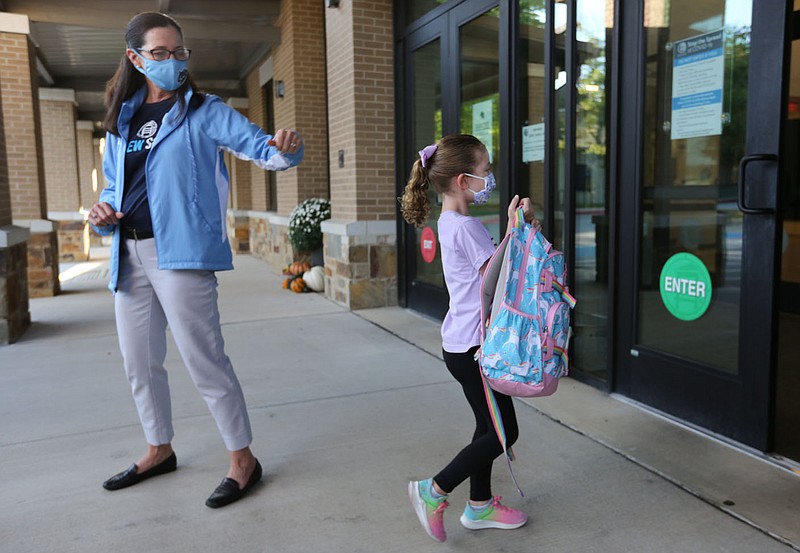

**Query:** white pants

left=114, top=238, right=252, bottom=451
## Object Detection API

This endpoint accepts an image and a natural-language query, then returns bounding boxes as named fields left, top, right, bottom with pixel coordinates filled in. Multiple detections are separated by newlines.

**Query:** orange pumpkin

left=289, top=261, right=305, bottom=275
left=282, top=277, right=292, bottom=289
left=290, top=277, right=307, bottom=293
left=300, top=261, right=312, bottom=273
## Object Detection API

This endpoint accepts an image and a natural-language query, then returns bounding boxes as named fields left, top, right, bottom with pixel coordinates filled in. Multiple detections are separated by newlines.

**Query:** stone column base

left=321, top=219, right=397, bottom=310
left=226, top=210, right=251, bottom=254
left=15, top=220, right=61, bottom=298
left=239, top=210, right=316, bottom=273
left=50, top=212, right=90, bottom=262
left=0, top=225, right=32, bottom=344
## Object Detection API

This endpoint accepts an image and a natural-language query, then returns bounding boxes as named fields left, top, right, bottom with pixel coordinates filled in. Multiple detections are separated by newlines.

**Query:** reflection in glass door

left=459, top=7, right=501, bottom=244
left=572, top=0, right=613, bottom=380
left=519, top=2, right=548, bottom=225
left=519, top=0, right=612, bottom=382
left=638, top=0, right=751, bottom=372
left=411, top=38, right=444, bottom=291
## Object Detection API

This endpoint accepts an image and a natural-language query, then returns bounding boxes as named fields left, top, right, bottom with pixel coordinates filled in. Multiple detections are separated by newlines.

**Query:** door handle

left=737, top=154, right=778, bottom=215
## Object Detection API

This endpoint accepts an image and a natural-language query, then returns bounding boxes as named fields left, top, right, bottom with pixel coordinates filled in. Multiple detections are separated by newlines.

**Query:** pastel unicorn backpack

left=476, top=207, right=576, bottom=494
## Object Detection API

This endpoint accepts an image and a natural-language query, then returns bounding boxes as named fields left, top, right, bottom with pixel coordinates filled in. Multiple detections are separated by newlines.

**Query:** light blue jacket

left=95, top=87, right=303, bottom=292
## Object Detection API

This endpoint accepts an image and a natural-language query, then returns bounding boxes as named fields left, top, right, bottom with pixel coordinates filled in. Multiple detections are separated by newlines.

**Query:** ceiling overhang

left=1, top=0, right=282, bottom=124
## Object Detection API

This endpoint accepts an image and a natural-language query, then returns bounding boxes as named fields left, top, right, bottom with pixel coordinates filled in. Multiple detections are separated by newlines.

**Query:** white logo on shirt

left=137, top=120, right=158, bottom=139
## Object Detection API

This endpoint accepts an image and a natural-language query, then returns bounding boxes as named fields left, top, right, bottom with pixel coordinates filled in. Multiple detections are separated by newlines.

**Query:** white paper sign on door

left=472, top=99, right=494, bottom=163
left=522, top=123, right=545, bottom=163
left=670, top=29, right=725, bottom=140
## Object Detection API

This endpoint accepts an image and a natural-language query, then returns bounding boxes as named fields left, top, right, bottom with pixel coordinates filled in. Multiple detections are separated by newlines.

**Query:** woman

left=91, top=12, right=303, bottom=508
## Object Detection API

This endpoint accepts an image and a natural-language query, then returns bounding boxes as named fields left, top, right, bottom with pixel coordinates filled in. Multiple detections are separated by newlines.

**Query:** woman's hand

left=88, top=202, right=123, bottom=227
left=268, top=129, right=303, bottom=155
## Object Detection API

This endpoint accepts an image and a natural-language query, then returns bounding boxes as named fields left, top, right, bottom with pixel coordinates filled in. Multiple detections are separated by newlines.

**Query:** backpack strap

left=476, top=207, right=528, bottom=498
left=514, top=207, right=525, bottom=229
left=479, top=370, right=524, bottom=497
left=479, top=233, right=511, bottom=342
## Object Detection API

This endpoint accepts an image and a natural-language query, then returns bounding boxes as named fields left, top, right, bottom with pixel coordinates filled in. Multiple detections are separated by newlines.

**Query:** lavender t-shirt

left=438, top=211, right=497, bottom=353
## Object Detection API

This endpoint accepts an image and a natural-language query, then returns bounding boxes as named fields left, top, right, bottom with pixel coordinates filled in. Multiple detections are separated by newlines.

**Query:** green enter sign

left=659, top=253, right=713, bottom=321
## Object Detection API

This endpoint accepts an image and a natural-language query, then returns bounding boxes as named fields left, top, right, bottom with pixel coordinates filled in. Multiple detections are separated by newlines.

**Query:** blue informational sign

left=670, top=29, right=725, bottom=140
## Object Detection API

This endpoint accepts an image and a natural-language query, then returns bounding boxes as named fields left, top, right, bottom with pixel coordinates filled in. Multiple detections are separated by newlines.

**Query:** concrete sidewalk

left=1, top=251, right=798, bottom=553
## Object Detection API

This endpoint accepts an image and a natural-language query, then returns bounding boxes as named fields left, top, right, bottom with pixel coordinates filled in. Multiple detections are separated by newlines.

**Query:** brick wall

left=0, top=32, right=47, bottom=220
left=29, top=37, right=47, bottom=219
left=326, top=0, right=395, bottom=222
left=271, top=0, right=328, bottom=215
left=93, top=138, right=107, bottom=191
left=40, top=99, right=81, bottom=212
left=321, top=0, right=397, bottom=310
left=0, top=26, right=59, bottom=296
left=39, top=92, right=87, bottom=263
left=351, top=0, right=395, bottom=221
left=88, top=137, right=106, bottom=247
left=246, top=71, right=269, bottom=211
left=237, top=0, right=329, bottom=271
left=0, top=82, right=9, bottom=227
left=76, top=123, right=97, bottom=211
left=229, top=106, right=253, bottom=211
left=0, top=59, right=31, bottom=343
left=326, top=1, right=356, bottom=221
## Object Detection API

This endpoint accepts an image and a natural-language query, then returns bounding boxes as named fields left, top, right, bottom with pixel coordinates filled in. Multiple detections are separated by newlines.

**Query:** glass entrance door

left=636, top=1, right=751, bottom=373
left=401, top=1, right=502, bottom=318
left=616, top=0, right=789, bottom=449
left=775, top=2, right=800, bottom=463
left=402, top=20, right=446, bottom=318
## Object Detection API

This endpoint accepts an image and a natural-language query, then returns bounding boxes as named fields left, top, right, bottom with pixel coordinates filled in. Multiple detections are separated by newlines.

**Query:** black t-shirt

left=121, top=96, right=177, bottom=233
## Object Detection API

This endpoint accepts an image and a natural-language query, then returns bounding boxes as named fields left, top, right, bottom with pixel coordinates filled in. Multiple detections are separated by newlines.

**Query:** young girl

left=401, top=134, right=538, bottom=542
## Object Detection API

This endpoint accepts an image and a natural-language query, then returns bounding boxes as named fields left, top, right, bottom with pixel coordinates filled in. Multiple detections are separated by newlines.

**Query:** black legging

left=434, top=346, right=519, bottom=502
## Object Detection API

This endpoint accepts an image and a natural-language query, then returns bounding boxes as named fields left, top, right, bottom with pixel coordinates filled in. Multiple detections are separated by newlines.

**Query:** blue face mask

left=132, top=50, right=188, bottom=91
left=464, top=172, right=496, bottom=204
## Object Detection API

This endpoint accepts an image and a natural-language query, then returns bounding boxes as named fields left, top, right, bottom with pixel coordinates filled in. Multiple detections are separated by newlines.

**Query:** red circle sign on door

left=420, top=226, right=436, bottom=263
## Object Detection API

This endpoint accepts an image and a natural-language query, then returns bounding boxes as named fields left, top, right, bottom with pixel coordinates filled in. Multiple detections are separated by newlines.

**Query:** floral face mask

left=463, top=172, right=496, bottom=204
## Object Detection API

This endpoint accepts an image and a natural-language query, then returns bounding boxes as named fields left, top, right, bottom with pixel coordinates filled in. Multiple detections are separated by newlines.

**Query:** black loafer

left=205, top=459, right=262, bottom=508
left=102, top=452, right=177, bottom=491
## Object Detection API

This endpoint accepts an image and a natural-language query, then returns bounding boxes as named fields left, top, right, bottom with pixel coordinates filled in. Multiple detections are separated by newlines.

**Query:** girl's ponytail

left=399, top=134, right=485, bottom=227
left=399, top=160, right=431, bottom=228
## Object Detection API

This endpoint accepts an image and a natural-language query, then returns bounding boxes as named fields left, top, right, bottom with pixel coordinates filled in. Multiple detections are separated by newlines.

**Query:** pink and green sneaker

left=408, top=478, right=449, bottom=542
left=459, top=496, right=528, bottom=530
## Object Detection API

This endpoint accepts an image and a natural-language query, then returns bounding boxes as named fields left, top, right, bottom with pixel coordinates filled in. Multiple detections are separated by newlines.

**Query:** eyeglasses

left=137, top=47, right=192, bottom=61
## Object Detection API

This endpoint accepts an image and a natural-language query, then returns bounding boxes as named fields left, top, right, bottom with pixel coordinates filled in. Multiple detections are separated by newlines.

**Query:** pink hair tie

left=418, top=144, right=437, bottom=168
